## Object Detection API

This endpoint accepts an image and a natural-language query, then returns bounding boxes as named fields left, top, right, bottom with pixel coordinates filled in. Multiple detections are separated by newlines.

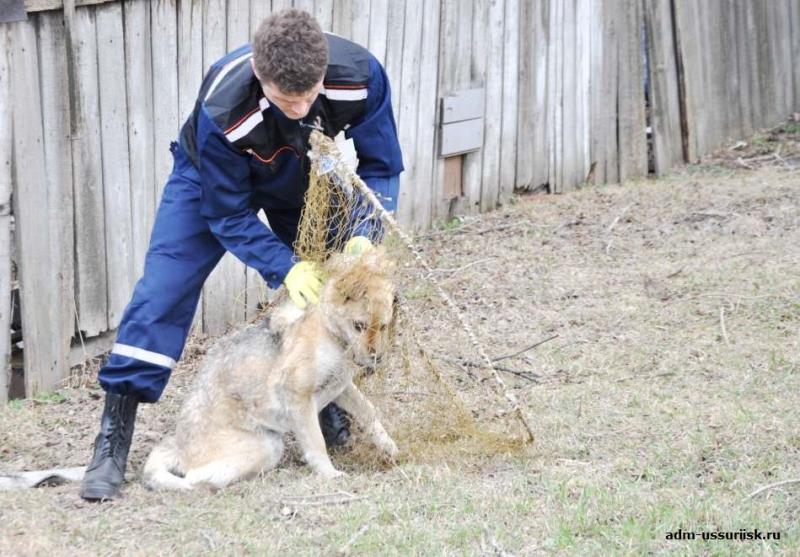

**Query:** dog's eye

left=380, top=324, right=387, bottom=331
left=353, top=321, right=367, bottom=332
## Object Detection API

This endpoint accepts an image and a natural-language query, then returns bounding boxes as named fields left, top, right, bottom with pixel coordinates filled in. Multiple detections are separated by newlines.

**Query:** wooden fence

left=1, top=0, right=798, bottom=401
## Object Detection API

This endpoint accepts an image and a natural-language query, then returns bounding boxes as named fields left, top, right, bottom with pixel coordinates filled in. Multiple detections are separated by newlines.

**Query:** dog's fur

left=143, top=250, right=398, bottom=490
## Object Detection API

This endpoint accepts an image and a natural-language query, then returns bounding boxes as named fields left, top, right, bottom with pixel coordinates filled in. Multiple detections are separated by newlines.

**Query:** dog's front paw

left=378, top=438, right=399, bottom=459
left=323, top=468, right=347, bottom=479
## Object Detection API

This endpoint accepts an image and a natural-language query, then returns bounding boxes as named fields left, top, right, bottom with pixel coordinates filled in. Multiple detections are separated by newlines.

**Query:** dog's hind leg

left=335, top=383, right=398, bottom=458
left=143, top=437, right=191, bottom=490
left=183, top=431, right=283, bottom=489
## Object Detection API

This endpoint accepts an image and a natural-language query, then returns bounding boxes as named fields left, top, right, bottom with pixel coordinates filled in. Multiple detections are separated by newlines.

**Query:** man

left=79, top=9, right=403, bottom=501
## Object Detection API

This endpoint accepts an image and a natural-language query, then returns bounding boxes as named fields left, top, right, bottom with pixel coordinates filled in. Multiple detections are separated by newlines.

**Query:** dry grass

left=2, top=133, right=799, bottom=555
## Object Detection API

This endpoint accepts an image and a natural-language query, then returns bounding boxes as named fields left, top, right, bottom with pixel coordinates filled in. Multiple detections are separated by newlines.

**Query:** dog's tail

left=142, top=437, right=191, bottom=490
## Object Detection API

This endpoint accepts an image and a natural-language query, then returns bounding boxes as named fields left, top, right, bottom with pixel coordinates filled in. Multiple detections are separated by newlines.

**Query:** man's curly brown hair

left=252, top=9, right=328, bottom=94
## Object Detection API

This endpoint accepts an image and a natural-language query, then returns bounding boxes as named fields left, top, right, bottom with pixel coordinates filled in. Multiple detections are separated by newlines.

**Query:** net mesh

left=299, top=130, right=531, bottom=467
left=295, top=131, right=379, bottom=264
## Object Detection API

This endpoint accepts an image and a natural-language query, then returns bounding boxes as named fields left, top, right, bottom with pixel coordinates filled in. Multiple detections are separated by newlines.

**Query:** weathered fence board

left=366, top=0, right=387, bottom=64
left=591, top=0, right=619, bottom=184
left=478, top=0, right=504, bottom=212
left=431, top=0, right=470, bottom=223
left=249, top=0, right=272, bottom=35
left=331, top=0, right=348, bottom=37
left=0, top=26, right=12, bottom=403
left=10, top=21, right=65, bottom=394
left=395, top=0, right=423, bottom=228
left=227, top=0, right=250, bottom=50
left=151, top=0, right=179, bottom=204
left=349, top=0, right=370, bottom=54
left=643, top=0, right=684, bottom=174
left=545, top=0, right=562, bottom=192
left=498, top=0, right=518, bottom=205
left=36, top=12, right=75, bottom=390
left=460, top=0, right=485, bottom=211
left=383, top=0, right=405, bottom=150
left=410, top=0, right=440, bottom=231
left=561, top=0, right=578, bottom=190
left=313, top=0, right=333, bottom=31
left=124, top=0, right=156, bottom=278
left=272, top=0, right=292, bottom=12
left=516, top=0, right=549, bottom=191
left=71, top=6, right=108, bottom=336
left=732, top=0, right=751, bottom=139
left=97, top=2, right=134, bottom=328
left=576, top=0, right=591, bottom=186
left=616, top=0, right=647, bottom=181
left=178, top=0, right=203, bottom=123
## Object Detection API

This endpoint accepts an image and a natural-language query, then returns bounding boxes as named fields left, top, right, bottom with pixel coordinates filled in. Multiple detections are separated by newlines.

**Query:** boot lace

left=98, top=399, right=130, bottom=460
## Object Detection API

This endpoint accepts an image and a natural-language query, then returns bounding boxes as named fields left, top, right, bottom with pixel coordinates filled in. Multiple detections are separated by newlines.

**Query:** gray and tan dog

left=143, top=249, right=398, bottom=490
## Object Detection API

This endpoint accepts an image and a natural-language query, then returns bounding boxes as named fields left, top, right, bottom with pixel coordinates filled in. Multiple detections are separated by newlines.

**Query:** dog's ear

left=330, top=273, right=366, bottom=305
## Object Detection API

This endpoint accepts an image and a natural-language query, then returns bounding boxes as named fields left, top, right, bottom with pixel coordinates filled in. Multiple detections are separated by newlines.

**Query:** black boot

left=319, top=402, right=350, bottom=448
left=79, top=392, right=139, bottom=501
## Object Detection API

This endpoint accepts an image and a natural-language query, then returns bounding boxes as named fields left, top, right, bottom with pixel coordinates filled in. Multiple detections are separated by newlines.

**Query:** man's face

left=259, top=77, right=323, bottom=120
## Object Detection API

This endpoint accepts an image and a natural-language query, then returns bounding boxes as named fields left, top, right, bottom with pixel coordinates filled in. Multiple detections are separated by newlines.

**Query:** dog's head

left=320, top=248, right=397, bottom=369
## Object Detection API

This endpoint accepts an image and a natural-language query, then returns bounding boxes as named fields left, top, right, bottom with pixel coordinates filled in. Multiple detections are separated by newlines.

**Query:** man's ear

left=250, top=58, right=261, bottom=83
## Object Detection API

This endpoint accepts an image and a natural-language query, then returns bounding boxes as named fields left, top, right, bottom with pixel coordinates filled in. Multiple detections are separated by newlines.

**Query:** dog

left=143, top=249, right=398, bottom=490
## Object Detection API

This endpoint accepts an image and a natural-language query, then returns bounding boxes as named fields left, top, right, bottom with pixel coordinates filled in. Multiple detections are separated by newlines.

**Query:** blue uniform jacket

left=179, top=35, right=403, bottom=289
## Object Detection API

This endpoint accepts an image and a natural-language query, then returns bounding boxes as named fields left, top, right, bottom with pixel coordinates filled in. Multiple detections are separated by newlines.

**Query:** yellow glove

left=344, top=236, right=374, bottom=255
left=283, top=261, right=324, bottom=309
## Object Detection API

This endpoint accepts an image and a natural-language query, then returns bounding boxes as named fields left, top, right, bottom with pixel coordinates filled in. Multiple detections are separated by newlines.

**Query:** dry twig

left=337, top=524, right=371, bottom=556
left=746, top=478, right=800, bottom=500
left=719, top=305, right=731, bottom=346
left=605, top=204, right=633, bottom=255
left=279, top=495, right=369, bottom=507
left=491, top=335, right=559, bottom=363
left=435, top=355, right=540, bottom=383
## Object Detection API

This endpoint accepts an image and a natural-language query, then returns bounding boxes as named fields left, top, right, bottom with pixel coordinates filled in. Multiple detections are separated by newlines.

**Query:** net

left=299, top=130, right=534, bottom=467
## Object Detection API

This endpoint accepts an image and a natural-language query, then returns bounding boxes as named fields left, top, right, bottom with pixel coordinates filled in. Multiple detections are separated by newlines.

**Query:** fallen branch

left=491, top=335, right=559, bottom=363
left=435, top=355, right=540, bottom=383
left=614, top=372, right=675, bottom=383
left=746, top=478, right=800, bottom=500
left=280, top=495, right=369, bottom=507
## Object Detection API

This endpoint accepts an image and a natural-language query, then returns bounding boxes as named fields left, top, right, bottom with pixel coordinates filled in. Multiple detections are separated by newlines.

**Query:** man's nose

left=292, top=101, right=310, bottom=114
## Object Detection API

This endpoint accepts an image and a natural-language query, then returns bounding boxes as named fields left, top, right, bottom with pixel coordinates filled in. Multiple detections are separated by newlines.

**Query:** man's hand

left=344, top=236, right=374, bottom=255
left=284, top=261, right=324, bottom=309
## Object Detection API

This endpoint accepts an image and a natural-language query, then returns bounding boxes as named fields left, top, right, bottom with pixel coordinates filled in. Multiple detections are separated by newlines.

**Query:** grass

left=1, top=159, right=799, bottom=555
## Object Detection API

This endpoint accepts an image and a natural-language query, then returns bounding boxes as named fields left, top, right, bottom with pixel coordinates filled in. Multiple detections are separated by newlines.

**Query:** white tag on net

left=333, top=131, right=359, bottom=171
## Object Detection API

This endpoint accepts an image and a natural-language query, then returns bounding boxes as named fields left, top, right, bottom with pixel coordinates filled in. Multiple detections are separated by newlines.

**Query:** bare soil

left=1, top=126, right=799, bottom=556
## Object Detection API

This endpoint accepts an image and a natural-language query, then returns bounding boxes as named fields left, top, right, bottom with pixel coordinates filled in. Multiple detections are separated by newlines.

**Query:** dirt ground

left=1, top=123, right=799, bottom=555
